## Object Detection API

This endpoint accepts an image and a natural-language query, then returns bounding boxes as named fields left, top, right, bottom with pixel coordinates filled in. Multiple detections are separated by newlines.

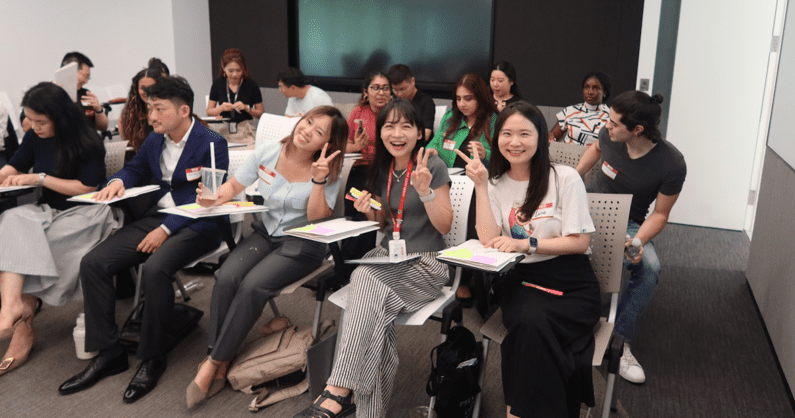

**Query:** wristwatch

left=527, top=237, right=538, bottom=254
left=38, top=172, right=47, bottom=186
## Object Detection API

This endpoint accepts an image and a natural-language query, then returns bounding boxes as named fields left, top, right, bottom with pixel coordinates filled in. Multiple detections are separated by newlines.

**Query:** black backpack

left=425, top=325, right=483, bottom=418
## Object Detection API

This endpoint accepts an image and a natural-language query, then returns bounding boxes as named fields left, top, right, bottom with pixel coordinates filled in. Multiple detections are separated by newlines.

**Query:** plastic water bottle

left=175, top=279, right=204, bottom=300
left=73, top=312, right=98, bottom=360
left=624, top=235, right=642, bottom=261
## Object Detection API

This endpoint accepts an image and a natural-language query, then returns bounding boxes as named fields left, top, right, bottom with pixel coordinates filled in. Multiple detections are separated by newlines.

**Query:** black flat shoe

left=294, top=390, right=355, bottom=418
left=122, top=356, right=167, bottom=403
left=58, top=350, right=129, bottom=395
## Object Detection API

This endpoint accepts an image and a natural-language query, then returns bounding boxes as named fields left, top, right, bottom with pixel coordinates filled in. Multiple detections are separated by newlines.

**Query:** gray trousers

left=208, top=221, right=326, bottom=361
left=81, top=213, right=218, bottom=359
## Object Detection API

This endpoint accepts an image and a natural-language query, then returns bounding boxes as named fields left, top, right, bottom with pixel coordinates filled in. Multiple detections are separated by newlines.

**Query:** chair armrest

left=606, top=334, right=625, bottom=375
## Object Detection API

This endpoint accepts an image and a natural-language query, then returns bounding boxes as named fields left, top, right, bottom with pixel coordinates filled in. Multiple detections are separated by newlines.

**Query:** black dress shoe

left=122, top=356, right=167, bottom=403
left=58, top=351, right=129, bottom=395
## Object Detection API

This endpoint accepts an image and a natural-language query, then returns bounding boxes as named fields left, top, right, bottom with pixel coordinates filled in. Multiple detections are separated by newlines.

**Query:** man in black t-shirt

left=577, top=91, right=686, bottom=385
left=388, top=64, right=435, bottom=142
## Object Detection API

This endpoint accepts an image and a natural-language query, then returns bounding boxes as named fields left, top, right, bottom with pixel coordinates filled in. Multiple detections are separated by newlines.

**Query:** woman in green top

left=428, top=73, right=497, bottom=168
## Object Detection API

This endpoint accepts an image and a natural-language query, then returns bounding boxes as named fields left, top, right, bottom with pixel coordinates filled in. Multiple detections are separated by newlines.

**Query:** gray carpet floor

left=0, top=222, right=790, bottom=417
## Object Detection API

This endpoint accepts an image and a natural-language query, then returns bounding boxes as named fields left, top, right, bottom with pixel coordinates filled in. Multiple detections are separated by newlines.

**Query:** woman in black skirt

left=457, top=101, right=600, bottom=417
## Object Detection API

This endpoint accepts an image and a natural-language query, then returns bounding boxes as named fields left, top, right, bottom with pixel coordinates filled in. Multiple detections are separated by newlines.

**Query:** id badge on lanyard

left=387, top=161, right=413, bottom=262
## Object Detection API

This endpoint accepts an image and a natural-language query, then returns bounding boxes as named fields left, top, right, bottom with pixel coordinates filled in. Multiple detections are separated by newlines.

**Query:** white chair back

left=104, top=140, right=128, bottom=178
left=256, top=113, right=299, bottom=146
left=444, top=175, right=474, bottom=248
left=549, top=141, right=601, bottom=186
left=587, top=193, right=631, bottom=294
left=332, top=157, right=356, bottom=219
left=433, top=105, right=447, bottom=134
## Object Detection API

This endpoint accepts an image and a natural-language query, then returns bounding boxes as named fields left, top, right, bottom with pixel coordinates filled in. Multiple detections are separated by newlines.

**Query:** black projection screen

left=294, top=0, right=494, bottom=88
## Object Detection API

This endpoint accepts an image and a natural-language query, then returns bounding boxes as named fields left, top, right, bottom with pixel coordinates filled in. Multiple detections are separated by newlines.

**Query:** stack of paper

left=437, top=239, right=524, bottom=272
left=67, top=185, right=160, bottom=204
left=0, top=185, right=37, bottom=193
left=285, top=218, right=379, bottom=243
left=159, top=201, right=267, bottom=218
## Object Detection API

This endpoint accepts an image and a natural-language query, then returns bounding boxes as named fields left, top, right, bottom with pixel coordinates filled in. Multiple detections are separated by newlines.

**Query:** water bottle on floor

left=73, top=312, right=98, bottom=360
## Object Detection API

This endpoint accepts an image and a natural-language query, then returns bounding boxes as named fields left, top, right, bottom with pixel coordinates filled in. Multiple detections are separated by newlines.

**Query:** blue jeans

left=614, top=220, right=661, bottom=343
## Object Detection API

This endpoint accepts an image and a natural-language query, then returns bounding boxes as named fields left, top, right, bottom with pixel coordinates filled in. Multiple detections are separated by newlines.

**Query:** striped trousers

left=328, top=247, right=448, bottom=418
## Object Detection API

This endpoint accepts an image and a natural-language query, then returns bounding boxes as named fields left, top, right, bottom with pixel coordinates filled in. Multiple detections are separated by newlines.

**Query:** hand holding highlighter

left=346, top=187, right=381, bottom=211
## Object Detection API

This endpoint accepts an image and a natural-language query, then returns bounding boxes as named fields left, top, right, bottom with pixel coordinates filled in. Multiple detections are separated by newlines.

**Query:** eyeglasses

left=393, top=86, right=410, bottom=94
left=369, top=85, right=390, bottom=92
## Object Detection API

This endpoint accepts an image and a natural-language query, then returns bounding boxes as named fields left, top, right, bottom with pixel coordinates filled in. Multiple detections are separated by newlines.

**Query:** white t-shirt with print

left=488, top=164, right=594, bottom=263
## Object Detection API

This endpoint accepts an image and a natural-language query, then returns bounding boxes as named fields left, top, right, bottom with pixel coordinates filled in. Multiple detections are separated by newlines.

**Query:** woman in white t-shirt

left=457, top=101, right=600, bottom=418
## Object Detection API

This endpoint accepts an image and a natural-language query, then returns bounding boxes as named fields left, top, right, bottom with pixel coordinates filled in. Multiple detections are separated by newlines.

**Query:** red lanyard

left=386, top=160, right=413, bottom=239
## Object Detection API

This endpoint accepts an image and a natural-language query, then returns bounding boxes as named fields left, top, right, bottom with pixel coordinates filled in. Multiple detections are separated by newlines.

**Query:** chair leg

left=311, top=300, right=323, bottom=341
left=472, top=337, right=490, bottom=418
left=602, top=334, right=624, bottom=418
left=131, top=266, right=143, bottom=320
left=268, top=299, right=281, bottom=317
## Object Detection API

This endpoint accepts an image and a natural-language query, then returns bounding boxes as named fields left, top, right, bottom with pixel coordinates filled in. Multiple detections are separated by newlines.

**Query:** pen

left=521, top=281, right=563, bottom=296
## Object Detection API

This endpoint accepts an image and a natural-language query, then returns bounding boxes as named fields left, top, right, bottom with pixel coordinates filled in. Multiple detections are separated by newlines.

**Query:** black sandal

left=293, top=390, right=355, bottom=418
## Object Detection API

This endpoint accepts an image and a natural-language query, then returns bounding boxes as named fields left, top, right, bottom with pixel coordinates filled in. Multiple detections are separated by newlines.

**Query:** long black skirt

left=496, top=254, right=600, bottom=418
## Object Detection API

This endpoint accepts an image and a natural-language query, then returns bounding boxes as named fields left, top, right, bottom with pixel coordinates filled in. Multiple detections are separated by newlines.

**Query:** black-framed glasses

left=369, top=85, right=390, bottom=92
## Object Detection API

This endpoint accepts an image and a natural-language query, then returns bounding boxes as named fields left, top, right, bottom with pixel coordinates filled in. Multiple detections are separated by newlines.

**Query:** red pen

left=521, top=281, right=563, bottom=296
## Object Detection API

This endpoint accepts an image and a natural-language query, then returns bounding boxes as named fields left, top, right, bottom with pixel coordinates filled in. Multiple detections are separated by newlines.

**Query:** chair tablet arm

left=606, top=334, right=625, bottom=375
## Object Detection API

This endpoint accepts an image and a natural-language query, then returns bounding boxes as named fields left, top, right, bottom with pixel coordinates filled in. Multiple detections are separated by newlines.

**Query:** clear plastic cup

left=200, top=167, right=226, bottom=199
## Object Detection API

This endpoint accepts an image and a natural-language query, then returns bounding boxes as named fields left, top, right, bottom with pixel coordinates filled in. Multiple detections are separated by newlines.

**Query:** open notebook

left=437, top=239, right=524, bottom=272
left=284, top=218, right=379, bottom=244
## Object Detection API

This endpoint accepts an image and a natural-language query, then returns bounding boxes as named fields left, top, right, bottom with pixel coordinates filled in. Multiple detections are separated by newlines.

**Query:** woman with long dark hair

left=459, top=101, right=600, bottom=417
left=295, top=99, right=452, bottom=418
left=491, top=61, right=523, bottom=112
left=206, top=48, right=264, bottom=144
left=118, top=66, right=165, bottom=153
left=186, top=106, right=348, bottom=408
left=427, top=73, right=497, bottom=168
left=0, top=82, right=119, bottom=375
left=549, top=71, right=612, bottom=145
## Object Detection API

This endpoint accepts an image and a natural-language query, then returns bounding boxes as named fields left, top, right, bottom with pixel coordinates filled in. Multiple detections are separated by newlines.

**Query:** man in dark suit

left=58, top=76, right=229, bottom=403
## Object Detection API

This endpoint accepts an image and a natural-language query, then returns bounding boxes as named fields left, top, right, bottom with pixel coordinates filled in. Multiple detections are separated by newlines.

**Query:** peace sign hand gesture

left=311, top=143, right=342, bottom=183
left=412, top=147, right=435, bottom=196
left=455, top=145, right=488, bottom=188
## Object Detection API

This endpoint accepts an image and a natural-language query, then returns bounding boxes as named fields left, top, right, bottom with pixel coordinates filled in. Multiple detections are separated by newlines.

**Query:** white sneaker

left=619, top=343, right=646, bottom=384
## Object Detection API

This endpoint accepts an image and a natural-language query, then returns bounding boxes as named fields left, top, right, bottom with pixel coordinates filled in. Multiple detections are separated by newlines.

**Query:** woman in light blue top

left=185, top=106, right=348, bottom=409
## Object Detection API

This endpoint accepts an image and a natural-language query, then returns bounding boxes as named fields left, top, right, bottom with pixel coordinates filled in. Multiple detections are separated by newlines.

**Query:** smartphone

left=356, top=119, right=364, bottom=135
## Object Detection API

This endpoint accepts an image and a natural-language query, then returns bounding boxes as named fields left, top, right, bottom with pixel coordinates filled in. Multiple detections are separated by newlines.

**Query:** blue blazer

left=111, top=121, right=229, bottom=241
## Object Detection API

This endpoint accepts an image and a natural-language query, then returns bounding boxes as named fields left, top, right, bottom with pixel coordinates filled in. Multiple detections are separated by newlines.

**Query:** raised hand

left=455, top=144, right=488, bottom=187
left=81, top=91, right=102, bottom=112
left=311, top=143, right=342, bottom=183
left=412, top=147, right=433, bottom=196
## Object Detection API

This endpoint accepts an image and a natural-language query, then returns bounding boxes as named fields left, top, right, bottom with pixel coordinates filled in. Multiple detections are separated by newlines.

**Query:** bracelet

left=94, top=107, right=104, bottom=114
left=38, top=172, right=47, bottom=186
left=311, top=177, right=327, bottom=185
left=419, top=188, right=436, bottom=202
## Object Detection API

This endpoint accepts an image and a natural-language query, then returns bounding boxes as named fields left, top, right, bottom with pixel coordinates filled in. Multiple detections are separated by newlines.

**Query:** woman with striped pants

left=295, top=98, right=453, bottom=418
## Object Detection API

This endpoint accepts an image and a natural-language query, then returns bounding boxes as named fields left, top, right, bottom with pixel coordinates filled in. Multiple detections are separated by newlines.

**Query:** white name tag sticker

left=602, top=161, right=618, bottom=180
left=259, top=165, right=276, bottom=185
left=443, top=139, right=456, bottom=151
left=185, top=166, right=202, bottom=181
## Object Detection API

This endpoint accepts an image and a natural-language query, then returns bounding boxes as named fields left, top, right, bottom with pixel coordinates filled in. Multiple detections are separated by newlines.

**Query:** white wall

left=171, top=0, right=212, bottom=117
left=0, top=0, right=211, bottom=122
left=665, top=0, right=777, bottom=229
left=635, top=0, right=662, bottom=93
